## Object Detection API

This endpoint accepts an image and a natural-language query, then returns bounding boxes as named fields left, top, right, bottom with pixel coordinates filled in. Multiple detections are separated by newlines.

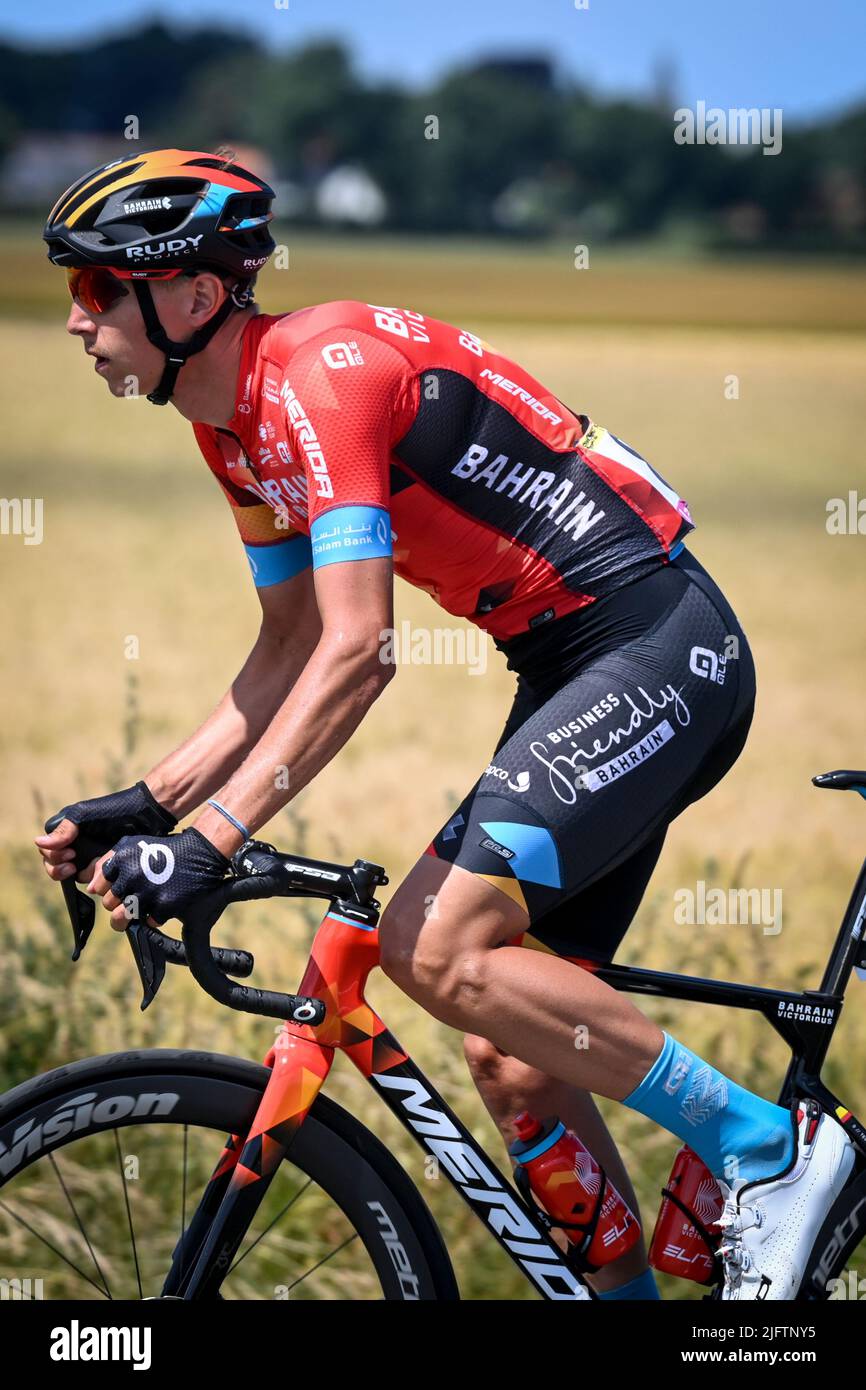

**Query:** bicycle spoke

left=0, top=1072, right=411, bottom=1300
left=229, top=1175, right=314, bottom=1273
left=113, top=1129, right=142, bottom=1299
left=48, top=1151, right=113, bottom=1298
left=284, top=1231, right=360, bottom=1292
left=0, top=1198, right=110, bottom=1298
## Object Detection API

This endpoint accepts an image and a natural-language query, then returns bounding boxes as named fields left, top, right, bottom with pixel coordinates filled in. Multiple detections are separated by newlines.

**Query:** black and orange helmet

left=43, top=148, right=276, bottom=277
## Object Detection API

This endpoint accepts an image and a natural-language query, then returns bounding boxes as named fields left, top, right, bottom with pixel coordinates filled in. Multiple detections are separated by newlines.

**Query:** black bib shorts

left=427, top=548, right=756, bottom=966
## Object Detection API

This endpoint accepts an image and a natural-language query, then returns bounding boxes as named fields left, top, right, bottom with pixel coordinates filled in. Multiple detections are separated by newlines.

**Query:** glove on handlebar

left=102, top=826, right=230, bottom=926
left=44, top=781, right=178, bottom=870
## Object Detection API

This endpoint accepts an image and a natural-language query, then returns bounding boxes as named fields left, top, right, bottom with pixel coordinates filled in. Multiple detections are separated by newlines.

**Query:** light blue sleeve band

left=310, top=505, right=393, bottom=569
left=244, top=534, right=313, bottom=588
left=206, top=799, right=250, bottom=840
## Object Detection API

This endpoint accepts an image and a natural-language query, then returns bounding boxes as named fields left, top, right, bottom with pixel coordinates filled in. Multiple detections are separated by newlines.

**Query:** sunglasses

left=65, top=265, right=189, bottom=315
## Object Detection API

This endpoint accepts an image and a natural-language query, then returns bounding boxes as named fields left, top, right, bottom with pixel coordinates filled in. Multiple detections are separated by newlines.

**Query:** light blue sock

left=597, top=1268, right=660, bottom=1301
left=621, top=1032, right=794, bottom=1184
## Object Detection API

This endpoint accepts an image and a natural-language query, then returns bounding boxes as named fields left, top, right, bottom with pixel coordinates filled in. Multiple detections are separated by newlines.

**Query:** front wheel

left=0, top=1049, right=459, bottom=1300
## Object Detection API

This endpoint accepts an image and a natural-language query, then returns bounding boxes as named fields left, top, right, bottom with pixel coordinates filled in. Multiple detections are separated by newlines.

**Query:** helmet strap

left=131, top=277, right=251, bottom=406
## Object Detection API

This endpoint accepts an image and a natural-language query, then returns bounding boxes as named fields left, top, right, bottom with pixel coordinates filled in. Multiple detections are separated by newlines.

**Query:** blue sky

left=3, top=0, right=864, bottom=123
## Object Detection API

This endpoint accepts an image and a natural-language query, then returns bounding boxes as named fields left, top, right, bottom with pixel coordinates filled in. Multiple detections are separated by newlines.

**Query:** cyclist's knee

left=463, top=1032, right=511, bottom=1075
left=464, top=1044, right=605, bottom=1147
left=378, top=893, right=454, bottom=998
left=379, top=862, right=519, bottom=1010
left=463, top=1035, right=545, bottom=1095
left=382, top=920, right=486, bottom=1014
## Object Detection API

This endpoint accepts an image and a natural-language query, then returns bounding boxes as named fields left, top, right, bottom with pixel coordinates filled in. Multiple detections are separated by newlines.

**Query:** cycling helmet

left=43, top=149, right=277, bottom=405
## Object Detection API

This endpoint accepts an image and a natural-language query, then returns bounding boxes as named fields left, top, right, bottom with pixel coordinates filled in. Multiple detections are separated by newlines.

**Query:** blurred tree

left=388, top=63, right=561, bottom=232
left=0, top=22, right=260, bottom=136
left=0, top=98, right=16, bottom=168
left=560, top=96, right=686, bottom=237
left=0, top=20, right=862, bottom=251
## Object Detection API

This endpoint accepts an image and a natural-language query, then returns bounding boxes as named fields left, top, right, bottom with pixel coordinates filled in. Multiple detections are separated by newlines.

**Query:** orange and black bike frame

left=158, top=848, right=595, bottom=1299
left=56, top=769, right=866, bottom=1301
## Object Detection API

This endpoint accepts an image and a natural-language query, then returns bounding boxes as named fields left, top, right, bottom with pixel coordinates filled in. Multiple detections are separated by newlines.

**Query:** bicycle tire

left=0, top=1048, right=460, bottom=1300
left=796, top=1160, right=866, bottom=1301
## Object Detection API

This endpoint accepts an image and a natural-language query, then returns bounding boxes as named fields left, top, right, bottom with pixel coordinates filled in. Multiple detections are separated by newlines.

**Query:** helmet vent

left=52, top=160, right=146, bottom=229
left=187, top=156, right=270, bottom=190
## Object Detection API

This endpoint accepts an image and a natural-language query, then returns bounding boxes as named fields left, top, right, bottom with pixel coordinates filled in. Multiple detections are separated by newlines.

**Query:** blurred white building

left=314, top=165, right=386, bottom=226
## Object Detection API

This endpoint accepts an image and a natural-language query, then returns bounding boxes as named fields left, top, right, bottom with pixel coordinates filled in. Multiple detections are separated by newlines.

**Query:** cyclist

left=35, top=149, right=855, bottom=1301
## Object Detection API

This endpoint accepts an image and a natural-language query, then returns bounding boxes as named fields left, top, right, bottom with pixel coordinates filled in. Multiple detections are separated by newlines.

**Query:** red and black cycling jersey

left=192, top=300, right=694, bottom=641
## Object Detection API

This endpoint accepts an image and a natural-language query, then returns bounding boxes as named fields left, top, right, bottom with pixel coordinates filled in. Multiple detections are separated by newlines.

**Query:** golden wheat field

left=1, top=233, right=865, bottom=1298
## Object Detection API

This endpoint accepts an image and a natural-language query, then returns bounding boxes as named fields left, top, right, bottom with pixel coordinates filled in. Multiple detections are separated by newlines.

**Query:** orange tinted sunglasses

left=66, top=265, right=187, bottom=314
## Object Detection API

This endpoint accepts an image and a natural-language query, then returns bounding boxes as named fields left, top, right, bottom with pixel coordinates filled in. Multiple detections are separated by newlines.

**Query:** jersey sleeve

left=191, top=421, right=312, bottom=589
left=280, top=328, right=416, bottom=570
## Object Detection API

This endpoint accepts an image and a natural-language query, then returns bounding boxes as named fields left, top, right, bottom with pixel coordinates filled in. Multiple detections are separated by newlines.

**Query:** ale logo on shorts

left=689, top=645, right=727, bottom=685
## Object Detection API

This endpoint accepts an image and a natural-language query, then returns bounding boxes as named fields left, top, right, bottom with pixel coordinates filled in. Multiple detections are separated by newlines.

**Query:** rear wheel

left=796, top=1160, right=866, bottom=1301
left=0, top=1049, right=458, bottom=1300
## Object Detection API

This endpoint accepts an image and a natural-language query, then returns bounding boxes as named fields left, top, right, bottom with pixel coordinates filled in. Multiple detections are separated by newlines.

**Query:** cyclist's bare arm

left=190, top=553, right=395, bottom=858
left=35, top=566, right=323, bottom=881
left=144, top=565, right=324, bottom=818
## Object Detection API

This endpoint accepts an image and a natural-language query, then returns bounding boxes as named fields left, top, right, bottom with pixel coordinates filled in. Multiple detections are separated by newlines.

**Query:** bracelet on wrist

left=206, top=799, right=251, bottom=841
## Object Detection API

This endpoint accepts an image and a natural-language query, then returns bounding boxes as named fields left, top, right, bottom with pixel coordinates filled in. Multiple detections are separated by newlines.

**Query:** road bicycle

left=2, top=769, right=865, bottom=1300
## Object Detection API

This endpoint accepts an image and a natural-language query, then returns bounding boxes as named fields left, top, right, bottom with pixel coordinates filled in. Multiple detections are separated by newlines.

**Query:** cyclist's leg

left=463, top=1036, right=651, bottom=1292
left=381, top=558, right=756, bottom=1079
left=426, top=668, right=659, bottom=1290
left=380, top=563, right=796, bottom=1202
left=461, top=831, right=667, bottom=1293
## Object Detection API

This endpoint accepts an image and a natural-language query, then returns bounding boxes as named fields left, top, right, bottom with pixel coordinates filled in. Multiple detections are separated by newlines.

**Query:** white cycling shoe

left=715, top=1099, right=856, bottom=1300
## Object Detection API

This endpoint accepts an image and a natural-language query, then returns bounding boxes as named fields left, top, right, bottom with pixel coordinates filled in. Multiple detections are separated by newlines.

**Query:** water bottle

left=648, top=1144, right=723, bottom=1284
left=508, top=1111, right=641, bottom=1270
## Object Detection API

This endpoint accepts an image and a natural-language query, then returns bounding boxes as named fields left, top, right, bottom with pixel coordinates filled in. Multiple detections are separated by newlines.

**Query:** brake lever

left=126, top=921, right=167, bottom=1010
left=125, top=915, right=257, bottom=1011
left=43, top=813, right=108, bottom=961
left=62, top=877, right=96, bottom=960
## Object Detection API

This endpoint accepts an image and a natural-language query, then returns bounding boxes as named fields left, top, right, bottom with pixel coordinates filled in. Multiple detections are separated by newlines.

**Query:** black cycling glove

left=101, top=827, right=230, bottom=925
left=44, top=781, right=178, bottom=871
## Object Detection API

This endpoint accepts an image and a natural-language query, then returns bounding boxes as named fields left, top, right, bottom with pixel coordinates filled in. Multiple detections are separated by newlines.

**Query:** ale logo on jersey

left=321, top=341, right=364, bottom=369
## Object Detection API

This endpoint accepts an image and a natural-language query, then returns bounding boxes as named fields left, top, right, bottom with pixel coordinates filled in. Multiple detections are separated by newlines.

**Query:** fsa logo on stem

left=321, top=341, right=364, bottom=369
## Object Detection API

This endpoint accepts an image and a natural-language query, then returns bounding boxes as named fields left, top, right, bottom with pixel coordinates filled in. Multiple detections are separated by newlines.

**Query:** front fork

left=160, top=1028, right=335, bottom=1297
left=162, top=910, right=382, bottom=1298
